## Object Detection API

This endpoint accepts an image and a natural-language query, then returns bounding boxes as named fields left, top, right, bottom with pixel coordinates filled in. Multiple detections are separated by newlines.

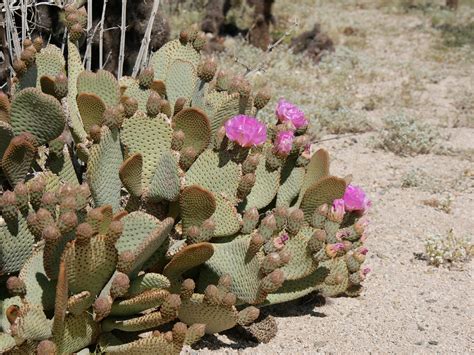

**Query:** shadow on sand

left=191, top=292, right=328, bottom=351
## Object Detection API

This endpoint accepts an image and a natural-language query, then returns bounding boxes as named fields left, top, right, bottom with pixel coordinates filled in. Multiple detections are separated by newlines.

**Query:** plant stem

left=117, top=0, right=127, bottom=78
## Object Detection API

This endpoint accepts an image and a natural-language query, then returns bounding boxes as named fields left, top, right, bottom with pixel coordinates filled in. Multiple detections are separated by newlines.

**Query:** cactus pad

left=10, top=88, right=65, bottom=145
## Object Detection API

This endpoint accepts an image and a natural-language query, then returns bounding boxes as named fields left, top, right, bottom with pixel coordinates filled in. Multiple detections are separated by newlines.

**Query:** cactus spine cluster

left=0, top=5, right=369, bottom=353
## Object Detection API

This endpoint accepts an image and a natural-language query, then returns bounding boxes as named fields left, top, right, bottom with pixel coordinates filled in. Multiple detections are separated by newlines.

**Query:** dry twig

left=132, top=0, right=160, bottom=77
left=117, top=0, right=127, bottom=78
left=85, top=0, right=93, bottom=70
left=234, top=18, right=299, bottom=77
left=99, top=0, right=108, bottom=68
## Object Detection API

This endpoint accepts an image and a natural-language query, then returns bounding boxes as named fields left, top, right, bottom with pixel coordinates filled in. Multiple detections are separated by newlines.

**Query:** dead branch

left=99, top=0, right=108, bottom=68
left=117, top=0, right=127, bottom=78
left=132, top=0, right=160, bottom=77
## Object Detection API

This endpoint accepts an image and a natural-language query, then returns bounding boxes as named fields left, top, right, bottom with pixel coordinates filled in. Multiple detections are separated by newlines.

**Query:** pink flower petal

left=275, top=98, right=308, bottom=129
left=224, top=115, right=267, bottom=147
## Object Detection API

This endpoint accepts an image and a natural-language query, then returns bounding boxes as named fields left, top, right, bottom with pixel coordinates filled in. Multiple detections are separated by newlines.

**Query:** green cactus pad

left=102, top=309, right=174, bottom=332
left=87, top=127, right=123, bottom=211
left=127, top=273, right=171, bottom=297
left=276, top=164, right=305, bottom=207
left=67, top=40, right=87, bottom=143
left=149, top=150, right=180, bottom=202
left=296, top=149, right=330, bottom=207
left=0, top=122, right=14, bottom=173
left=203, top=91, right=241, bottom=135
left=163, top=243, right=214, bottom=282
left=1, top=134, right=36, bottom=186
left=77, top=70, right=120, bottom=107
left=67, top=291, right=93, bottom=315
left=116, top=212, right=161, bottom=253
left=279, top=227, right=318, bottom=280
left=212, top=194, right=241, bottom=237
left=178, top=294, right=237, bottom=334
left=0, top=94, right=10, bottom=123
left=202, top=237, right=262, bottom=304
left=317, top=257, right=350, bottom=296
left=105, top=334, right=175, bottom=354
left=121, top=113, right=172, bottom=186
left=185, top=149, right=240, bottom=204
left=0, top=332, right=16, bottom=352
left=180, top=186, right=216, bottom=231
left=77, top=92, right=106, bottom=134
left=244, top=149, right=281, bottom=210
left=265, top=266, right=330, bottom=305
left=110, top=289, right=170, bottom=316
left=0, top=215, right=35, bottom=275
left=15, top=303, right=52, bottom=342
left=62, top=235, right=117, bottom=297
left=10, top=88, right=65, bottom=145
left=46, top=144, right=79, bottom=186
left=0, top=296, right=22, bottom=331
left=300, top=176, right=347, bottom=223
left=35, top=44, right=65, bottom=88
left=122, top=81, right=152, bottom=112
left=172, top=107, right=211, bottom=156
left=166, top=59, right=198, bottom=110
left=119, top=154, right=143, bottom=198
left=54, top=313, right=100, bottom=354
left=150, top=40, right=200, bottom=82
left=122, top=218, right=174, bottom=277
left=18, top=247, right=56, bottom=311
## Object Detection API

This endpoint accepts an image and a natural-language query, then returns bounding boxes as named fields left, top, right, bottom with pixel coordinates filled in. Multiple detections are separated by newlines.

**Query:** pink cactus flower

left=362, top=267, right=371, bottom=276
left=358, top=247, right=369, bottom=255
left=224, top=115, right=267, bottom=147
left=274, top=130, right=294, bottom=155
left=275, top=98, right=308, bottom=129
left=343, top=184, right=371, bottom=213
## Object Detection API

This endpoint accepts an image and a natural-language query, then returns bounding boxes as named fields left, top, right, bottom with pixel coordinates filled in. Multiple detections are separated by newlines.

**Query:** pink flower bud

left=362, top=267, right=371, bottom=276
left=331, top=243, right=345, bottom=252
left=273, top=233, right=289, bottom=249
left=359, top=247, right=368, bottom=255
left=330, top=198, right=345, bottom=222
left=224, top=115, right=267, bottom=147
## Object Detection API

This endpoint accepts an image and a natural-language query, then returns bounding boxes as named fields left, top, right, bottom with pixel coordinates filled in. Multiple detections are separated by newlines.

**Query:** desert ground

left=179, top=0, right=473, bottom=353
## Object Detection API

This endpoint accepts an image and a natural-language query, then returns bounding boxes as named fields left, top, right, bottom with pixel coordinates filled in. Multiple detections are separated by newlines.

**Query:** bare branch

left=85, top=0, right=93, bottom=70
left=0, top=9, right=12, bottom=90
left=3, top=0, right=21, bottom=58
left=20, top=0, right=27, bottom=44
left=117, top=0, right=127, bottom=78
left=132, top=0, right=160, bottom=77
left=99, top=0, right=108, bottom=69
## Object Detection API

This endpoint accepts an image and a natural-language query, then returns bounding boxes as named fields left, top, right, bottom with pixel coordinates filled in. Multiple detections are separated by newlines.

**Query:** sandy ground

left=183, top=1, right=474, bottom=353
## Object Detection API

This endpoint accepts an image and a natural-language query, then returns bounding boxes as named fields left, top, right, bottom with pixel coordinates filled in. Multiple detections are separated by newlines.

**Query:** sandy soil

left=183, top=1, right=474, bottom=353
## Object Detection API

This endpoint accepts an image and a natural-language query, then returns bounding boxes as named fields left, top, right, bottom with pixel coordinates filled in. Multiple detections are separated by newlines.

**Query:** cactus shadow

left=190, top=293, right=327, bottom=351
left=191, top=330, right=259, bottom=351
left=263, top=292, right=328, bottom=318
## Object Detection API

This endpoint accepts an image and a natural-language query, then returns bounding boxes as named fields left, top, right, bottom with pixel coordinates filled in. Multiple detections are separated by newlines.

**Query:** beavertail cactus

left=0, top=24, right=370, bottom=353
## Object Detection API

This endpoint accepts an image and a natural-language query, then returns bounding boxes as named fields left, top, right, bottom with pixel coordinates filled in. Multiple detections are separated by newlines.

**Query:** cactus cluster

left=0, top=13, right=370, bottom=354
